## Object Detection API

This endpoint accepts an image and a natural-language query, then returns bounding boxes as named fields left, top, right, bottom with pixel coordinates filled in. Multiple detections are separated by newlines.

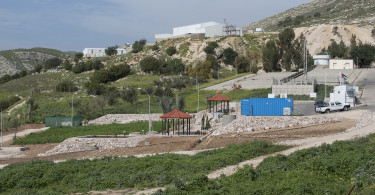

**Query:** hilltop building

left=83, top=47, right=129, bottom=57
left=155, top=21, right=242, bottom=42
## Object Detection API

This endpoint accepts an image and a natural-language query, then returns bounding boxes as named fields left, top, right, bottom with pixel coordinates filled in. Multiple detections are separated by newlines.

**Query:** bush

left=140, top=56, right=161, bottom=74
left=105, top=46, right=117, bottom=56
left=223, top=47, right=238, bottom=65
left=204, top=41, right=219, bottom=55
left=71, top=63, right=84, bottom=74
left=166, top=46, right=177, bottom=56
left=84, top=81, right=106, bottom=95
left=55, top=80, right=78, bottom=92
left=132, top=39, right=146, bottom=53
left=43, top=57, right=62, bottom=69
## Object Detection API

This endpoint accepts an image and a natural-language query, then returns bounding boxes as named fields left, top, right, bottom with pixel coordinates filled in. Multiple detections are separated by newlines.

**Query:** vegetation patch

left=162, top=135, right=375, bottom=194
left=12, top=122, right=163, bottom=145
left=0, top=141, right=288, bottom=194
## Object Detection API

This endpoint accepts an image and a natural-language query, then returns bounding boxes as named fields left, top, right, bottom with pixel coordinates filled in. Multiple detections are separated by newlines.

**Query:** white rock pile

left=38, top=135, right=148, bottom=157
left=211, top=114, right=345, bottom=136
left=89, top=114, right=163, bottom=125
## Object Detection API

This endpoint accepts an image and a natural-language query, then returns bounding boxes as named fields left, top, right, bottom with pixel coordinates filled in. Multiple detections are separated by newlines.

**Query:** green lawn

left=12, top=121, right=163, bottom=145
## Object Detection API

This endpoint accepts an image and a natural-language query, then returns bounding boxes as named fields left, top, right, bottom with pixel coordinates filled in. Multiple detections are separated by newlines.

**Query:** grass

left=162, top=134, right=375, bottom=194
left=12, top=121, right=163, bottom=145
left=0, top=141, right=289, bottom=194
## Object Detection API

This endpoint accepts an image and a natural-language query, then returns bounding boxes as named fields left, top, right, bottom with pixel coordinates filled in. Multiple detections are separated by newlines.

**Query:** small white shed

left=329, top=59, right=354, bottom=69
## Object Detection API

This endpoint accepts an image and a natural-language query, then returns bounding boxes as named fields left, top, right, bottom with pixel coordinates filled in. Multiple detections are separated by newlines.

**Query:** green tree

left=132, top=39, right=147, bottom=53
left=34, top=64, right=43, bottom=73
left=90, top=69, right=111, bottom=84
left=56, top=80, right=78, bottom=92
left=63, top=60, right=72, bottom=71
left=158, top=96, right=174, bottom=114
left=223, top=47, right=238, bottom=65
left=328, top=40, right=348, bottom=58
left=19, top=69, right=28, bottom=77
left=121, top=86, right=138, bottom=105
left=188, top=61, right=213, bottom=79
left=162, top=58, right=185, bottom=75
left=84, top=81, right=106, bottom=95
left=351, top=43, right=375, bottom=67
left=204, top=42, right=219, bottom=55
left=262, top=40, right=280, bottom=72
left=93, top=60, right=104, bottom=70
left=140, top=56, right=161, bottom=74
left=74, top=52, right=84, bottom=63
left=206, top=54, right=219, bottom=69
left=71, top=63, right=84, bottom=74
left=43, top=57, right=62, bottom=69
left=166, top=46, right=177, bottom=56
left=278, top=28, right=295, bottom=71
left=105, top=46, right=117, bottom=56
left=234, top=55, right=249, bottom=73
left=108, top=63, right=131, bottom=80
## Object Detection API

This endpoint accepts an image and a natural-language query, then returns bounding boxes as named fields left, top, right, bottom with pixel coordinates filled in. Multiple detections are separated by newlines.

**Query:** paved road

left=354, top=68, right=375, bottom=112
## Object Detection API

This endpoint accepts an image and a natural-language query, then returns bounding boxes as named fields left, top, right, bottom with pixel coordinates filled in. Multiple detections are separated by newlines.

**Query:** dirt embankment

left=295, top=24, right=375, bottom=55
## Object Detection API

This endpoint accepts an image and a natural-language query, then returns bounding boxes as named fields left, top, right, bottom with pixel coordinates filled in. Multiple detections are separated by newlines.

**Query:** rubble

left=37, top=135, right=148, bottom=157
left=89, top=114, right=162, bottom=125
left=211, top=113, right=345, bottom=136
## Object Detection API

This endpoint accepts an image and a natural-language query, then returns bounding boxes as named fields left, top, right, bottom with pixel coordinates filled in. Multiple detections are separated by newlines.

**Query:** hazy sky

left=0, top=0, right=312, bottom=51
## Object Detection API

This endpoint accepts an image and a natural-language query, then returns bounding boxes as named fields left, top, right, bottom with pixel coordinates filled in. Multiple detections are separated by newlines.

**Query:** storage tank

left=241, top=98, right=293, bottom=116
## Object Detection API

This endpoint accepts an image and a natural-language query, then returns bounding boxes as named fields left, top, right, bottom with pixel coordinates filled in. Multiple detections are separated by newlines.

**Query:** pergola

left=207, top=94, right=231, bottom=114
left=160, top=109, right=192, bottom=136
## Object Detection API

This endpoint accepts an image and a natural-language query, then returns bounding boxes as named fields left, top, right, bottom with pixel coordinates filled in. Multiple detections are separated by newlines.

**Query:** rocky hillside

left=296, top=24, right=375, bottom=55
left=0, top=48, right=73, bottom=76
left=243, top=0, right=375, bottom=31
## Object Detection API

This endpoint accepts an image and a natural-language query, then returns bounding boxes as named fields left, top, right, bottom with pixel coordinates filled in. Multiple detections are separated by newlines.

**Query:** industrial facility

left=155, top=20, right=242, bottom=42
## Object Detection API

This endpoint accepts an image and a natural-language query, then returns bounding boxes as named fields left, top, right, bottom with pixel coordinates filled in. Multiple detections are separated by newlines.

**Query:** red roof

left=207, top=94, right=231, bottom=101
left=160, top=109, right=192, bottom=119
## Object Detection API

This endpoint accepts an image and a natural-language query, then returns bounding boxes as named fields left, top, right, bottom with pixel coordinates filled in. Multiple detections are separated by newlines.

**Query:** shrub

left=140, top=56, right=161, bottom=74
left=71, top=63, right=84, bottom=74
left=55, top=80, right=78, bottom=92
left=223, top=47, right=238, bottom=65
left=132, top=39, right=147, bottom=53
left=105, top=46, right=117, bottom=56
left=166, top=46, right=177, bottom=56
left=43, top=57, right=62, bottom=69
left=204, top=41, right=219, bottom=55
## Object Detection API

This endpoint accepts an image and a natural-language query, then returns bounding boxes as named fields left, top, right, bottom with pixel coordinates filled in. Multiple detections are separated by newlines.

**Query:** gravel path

left=1, top=127, right=49, bottom=144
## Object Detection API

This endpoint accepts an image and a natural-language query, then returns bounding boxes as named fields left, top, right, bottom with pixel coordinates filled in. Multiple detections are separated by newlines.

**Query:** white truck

left=315, top=101, right=350, bottom=113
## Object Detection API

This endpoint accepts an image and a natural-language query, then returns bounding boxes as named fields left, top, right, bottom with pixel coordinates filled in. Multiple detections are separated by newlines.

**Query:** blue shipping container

left=241, top=99, right=251, bottom=115
left=241, top=98, right=293, bottom=116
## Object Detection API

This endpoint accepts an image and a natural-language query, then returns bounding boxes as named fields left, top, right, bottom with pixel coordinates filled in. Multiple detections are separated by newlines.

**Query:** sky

left=0, top=0, right=312, bottom=52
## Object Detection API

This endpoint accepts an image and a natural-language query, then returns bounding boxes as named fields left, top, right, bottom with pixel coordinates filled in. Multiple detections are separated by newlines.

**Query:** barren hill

left=295, top=24, right=375, bottom=55
left=243, top=0, right=375, bottom=31
left=0, top=48, right=73, bottom=77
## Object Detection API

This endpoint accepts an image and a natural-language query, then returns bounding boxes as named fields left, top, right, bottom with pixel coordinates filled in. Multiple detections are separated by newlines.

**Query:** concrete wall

left=205, top=24, right=224, bottom=37
left=329, top=59, right=354, bottom=69
left=272, top=84, right=315, bottom=96
left=173, top=21, right=222, bottom=36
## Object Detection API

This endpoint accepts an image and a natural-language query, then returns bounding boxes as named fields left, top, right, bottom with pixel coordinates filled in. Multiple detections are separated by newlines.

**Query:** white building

left=313, top=54, right=330, bottom=66
left=116, top=48, right=127, bottom=55
left=83, top=48, right=106, bottom=57
left=329, top=59, right=354, bottom=69
left=329, top=84, right=358, bottom=107
left=173, top=21, right=224, bottom=37
left=155, top=21, right=241, bottom=42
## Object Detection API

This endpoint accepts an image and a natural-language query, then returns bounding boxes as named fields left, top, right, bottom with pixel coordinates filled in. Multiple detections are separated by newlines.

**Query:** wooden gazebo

left=160, top=109, right=192, bottom=136
left=207, top=94, right=231, bottom=114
